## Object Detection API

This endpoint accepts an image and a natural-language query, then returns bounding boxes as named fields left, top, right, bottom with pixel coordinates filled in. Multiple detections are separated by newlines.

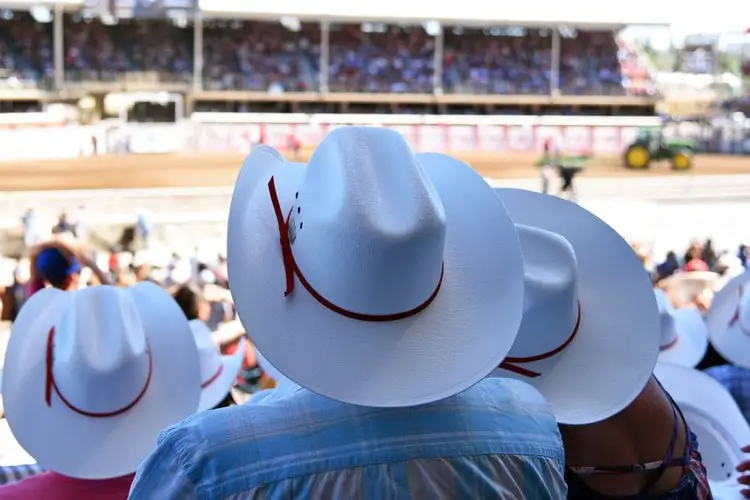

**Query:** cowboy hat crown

left=2, top=282, right=201, bottom=480
left=51, top=286, right=151, bottom=414
left=500, top=224, right=579, bottom=377
left=491, top=188, right=660, bottom=425
left=227, top=126, right=526, bottom=407
left=281, top=127, right=446, bottom=316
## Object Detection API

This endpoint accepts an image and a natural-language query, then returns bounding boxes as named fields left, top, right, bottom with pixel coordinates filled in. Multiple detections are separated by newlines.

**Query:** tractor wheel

left=671, top=151, right=693, bottom=171
left=625, top=145, right=651, bottom=169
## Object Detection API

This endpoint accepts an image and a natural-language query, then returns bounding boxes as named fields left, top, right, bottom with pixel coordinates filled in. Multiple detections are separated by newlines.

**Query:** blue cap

left=36, top=248, right=81, bottom=285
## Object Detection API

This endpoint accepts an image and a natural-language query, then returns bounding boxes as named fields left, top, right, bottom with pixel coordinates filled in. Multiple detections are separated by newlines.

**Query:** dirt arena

left=1, top=152, right=749, bottom=191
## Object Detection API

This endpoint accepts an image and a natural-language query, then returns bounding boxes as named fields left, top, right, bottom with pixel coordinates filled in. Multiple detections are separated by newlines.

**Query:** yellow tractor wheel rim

left=673, top=153, right=690, bottom=170
left=627, top=147, right=649, bottom=168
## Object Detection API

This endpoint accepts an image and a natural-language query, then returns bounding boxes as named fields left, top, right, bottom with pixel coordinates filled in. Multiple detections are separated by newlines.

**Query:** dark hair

left=42, top=271, right=71, bottom=290
left=696, top=343, right=729, bottom=370
left=172, top=283, right=204, bottom=321
left=212, top=391, right=237, bottom=410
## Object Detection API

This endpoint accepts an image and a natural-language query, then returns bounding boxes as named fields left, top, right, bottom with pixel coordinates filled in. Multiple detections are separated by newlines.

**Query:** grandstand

left=0, top=1, right=661, bottom=118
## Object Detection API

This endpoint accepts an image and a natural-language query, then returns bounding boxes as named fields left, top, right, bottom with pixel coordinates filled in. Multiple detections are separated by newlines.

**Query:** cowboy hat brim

left=228, top=147, right=525, bottom=407
left=653, top=362, right=750, bottom=486
left=492, top=189, right=660, bottom=425
left=198, top=337, right=246, bottom=412
left=707, top=270, right=750, bottom=368
left=707, top=482, right=744, bottom=499
left=254, top=347, right=284, bottom=382
left=2, top=283, right=201, bottom=479
left=658, top=308, right=708, bottom=368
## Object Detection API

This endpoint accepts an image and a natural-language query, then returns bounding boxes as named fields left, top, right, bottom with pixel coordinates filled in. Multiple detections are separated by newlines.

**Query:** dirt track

left=1, top=152, right=749, bottom=191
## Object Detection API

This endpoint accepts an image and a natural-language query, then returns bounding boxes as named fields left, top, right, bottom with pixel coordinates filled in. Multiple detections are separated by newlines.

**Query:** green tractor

left=623, top=126, right=697, bottom=171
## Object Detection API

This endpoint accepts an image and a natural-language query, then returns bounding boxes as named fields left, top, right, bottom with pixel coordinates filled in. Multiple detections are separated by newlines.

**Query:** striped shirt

left=0, top=465, right=44, bottom=486
left=129, top=378, right=567, bottom=499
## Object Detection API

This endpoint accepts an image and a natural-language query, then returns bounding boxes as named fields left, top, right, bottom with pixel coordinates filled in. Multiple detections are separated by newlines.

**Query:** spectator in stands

left=2, top=262, right=29, bottom=322
left=559, top=31, right=623, bottom=95
left=701, top=239, right=717, bottom=269
left=703, top=270, right=750, bottom=422
left=328, top=24, right=434, bottom=93
left=0, top=283, right=202, bottom=499
left=51, top=211, right=73, bottom=236
left=130, top=127, right=566, bottom=499
left=443, top=27, right=551, bottom=95
left=28, top=239, right=110, bottom=295
left=63, top=16, right=192, bottom=84
left=2, top=14, right=657, bottom=97
left=0, top=12, right=53, bottom=88
left=202, top=21, right=319, bottom=92
left=656, top=251, right=681, bottom=282
left=683, top=246, right=710, bottom=272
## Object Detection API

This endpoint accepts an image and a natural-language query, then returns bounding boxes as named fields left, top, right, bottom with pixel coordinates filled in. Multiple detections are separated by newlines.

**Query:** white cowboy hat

left=653, top=362, right=750, bottom=491
left=490, top=189, right=660, bottom=425
left=661, top=271, right=721, bottom=308
left=254, top=348, right=283, bottom=382
left=227, top=127, right=525, bottom=407
left=707, top=270, right=750, bottom=368
left=1, top=283, right=201, bottom=479
left=654, top=289, right=708, bottom=368
left=189, top=320, right=245, bottom=411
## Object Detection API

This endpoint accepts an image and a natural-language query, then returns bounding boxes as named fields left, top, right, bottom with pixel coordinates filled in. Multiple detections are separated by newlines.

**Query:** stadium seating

left=63, top=16, right=192, bottom=84
left=0, top=12, right=53, bottom=89
left=0, top=15, right=654, bottom=96
left=202, top=20, right=319, bottom=92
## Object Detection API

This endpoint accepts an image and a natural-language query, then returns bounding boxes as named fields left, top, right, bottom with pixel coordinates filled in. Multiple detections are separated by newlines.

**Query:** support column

left=319, top=21, right=330, bottom=92
left=193, top=14, right=203, bottom=91
left=433, top=26, right=444, bottom=94
left=550, top=28, right=561, bottom=95
left=53, top=4, right=64, bottom=89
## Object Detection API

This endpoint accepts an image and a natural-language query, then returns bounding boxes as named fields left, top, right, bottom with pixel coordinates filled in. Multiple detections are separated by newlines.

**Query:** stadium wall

left=0, top=113, right=748, bottom=160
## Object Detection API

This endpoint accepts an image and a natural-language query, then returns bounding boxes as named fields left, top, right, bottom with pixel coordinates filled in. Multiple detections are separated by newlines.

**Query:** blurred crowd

left=2, top=127, right=750, bottom=498
left=0, top=13, right=654, bottom=95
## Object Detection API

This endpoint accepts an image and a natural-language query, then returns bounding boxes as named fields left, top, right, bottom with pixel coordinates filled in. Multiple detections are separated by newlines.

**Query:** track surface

left=1, top=152, right=749, bottom=191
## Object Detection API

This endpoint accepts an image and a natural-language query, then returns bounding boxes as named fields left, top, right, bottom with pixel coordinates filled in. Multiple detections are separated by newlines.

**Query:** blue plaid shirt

left=705, top=364, right=750, bottom=423
left=129, top=378, right=566, bottom=499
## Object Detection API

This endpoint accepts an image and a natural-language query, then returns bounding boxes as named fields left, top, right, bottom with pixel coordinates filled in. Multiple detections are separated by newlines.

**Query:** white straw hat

left=227, top=127, right=526, bottom=407
left=189, top=320, right=245, bottom=411
left=654, top=289, right=708, bottom=368
left=653, top=362, right=750, bottom=491
left=2, top=283, right=201, bottom=479
left=707, top=270, right=750, bottom=368
left=490, top=189, right=660, bottom=425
